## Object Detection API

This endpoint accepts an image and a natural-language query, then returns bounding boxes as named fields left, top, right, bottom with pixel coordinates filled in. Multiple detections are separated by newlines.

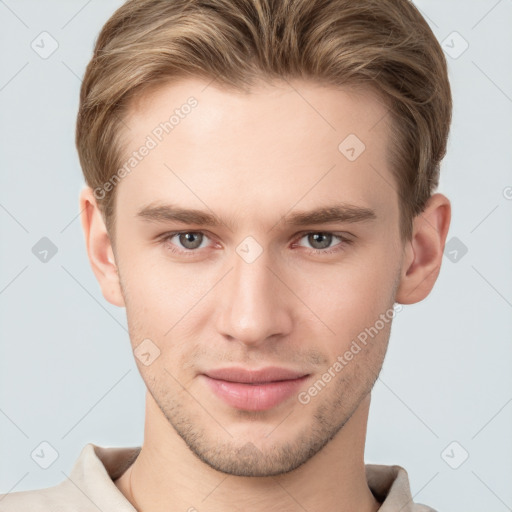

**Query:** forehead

left=114, top=77, right=396, bottom=227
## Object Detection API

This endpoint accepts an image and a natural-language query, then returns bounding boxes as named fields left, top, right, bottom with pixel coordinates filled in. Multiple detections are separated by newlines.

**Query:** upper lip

left=203, top=367, right=309, bottom=384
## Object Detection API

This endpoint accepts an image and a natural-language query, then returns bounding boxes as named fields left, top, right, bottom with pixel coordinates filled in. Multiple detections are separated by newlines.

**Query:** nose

left=214, top=244, right=293, bottom=347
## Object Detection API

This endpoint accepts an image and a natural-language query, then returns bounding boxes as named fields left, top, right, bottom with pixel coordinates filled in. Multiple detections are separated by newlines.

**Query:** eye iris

left=308, top=233, right=332, bottom=249
left=179, top=232, right=202, bottom=249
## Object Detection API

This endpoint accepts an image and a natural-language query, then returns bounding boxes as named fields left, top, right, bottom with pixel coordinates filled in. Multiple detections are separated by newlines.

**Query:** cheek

left=295, top=254, right=398, bottom=342
left=121, top=249, right=196, bottom=309
left=119, top=252, right=222, bottom=362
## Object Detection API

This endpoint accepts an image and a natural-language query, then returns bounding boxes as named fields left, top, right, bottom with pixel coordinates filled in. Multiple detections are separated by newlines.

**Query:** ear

left=395, top=193, right=451, bottom=305
left=79, top=186, right=125, bottom=307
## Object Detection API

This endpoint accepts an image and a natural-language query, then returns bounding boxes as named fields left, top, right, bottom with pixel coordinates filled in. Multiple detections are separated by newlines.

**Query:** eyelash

left=158, top=230, right=353, bottom=257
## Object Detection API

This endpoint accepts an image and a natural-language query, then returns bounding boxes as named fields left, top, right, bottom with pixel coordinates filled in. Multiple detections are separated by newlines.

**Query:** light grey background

left=1, top=1, right=511, bottom=510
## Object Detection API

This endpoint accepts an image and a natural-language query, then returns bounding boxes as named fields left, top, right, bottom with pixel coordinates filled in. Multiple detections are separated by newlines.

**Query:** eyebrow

left=136, top=202, right=377, bottom=229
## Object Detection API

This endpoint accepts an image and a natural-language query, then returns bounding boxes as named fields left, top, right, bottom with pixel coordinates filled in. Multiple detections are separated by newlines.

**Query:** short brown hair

left=76, top=0, right=452, bottom=243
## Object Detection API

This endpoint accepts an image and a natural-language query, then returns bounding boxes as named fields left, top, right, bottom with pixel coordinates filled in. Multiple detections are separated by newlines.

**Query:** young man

left=0, top=0, right=451, bottom=510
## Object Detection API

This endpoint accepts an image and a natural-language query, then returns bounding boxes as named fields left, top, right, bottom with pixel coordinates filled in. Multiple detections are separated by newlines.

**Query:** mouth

left=201, top=367, right=311, bottom=411
left=203, top=366, right=309, bottom=384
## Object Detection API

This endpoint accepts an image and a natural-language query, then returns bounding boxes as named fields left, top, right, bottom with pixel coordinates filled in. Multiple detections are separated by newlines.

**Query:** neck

left=115, top=392, right=380, bottom=512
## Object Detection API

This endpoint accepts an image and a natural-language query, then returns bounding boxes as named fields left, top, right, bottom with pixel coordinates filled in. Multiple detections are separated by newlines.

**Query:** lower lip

left=202, top=374, right=310, bottom=411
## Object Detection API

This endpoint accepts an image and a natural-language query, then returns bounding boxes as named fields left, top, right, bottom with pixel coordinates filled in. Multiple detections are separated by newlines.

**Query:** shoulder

left=0, top=480, right=89, bottom=511
left=365, top=463, right=438, bottom=511
left=0, top=443, right=140, bottom=512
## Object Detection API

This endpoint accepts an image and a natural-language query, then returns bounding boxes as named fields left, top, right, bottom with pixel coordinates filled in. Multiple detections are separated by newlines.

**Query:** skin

left=80, top=77, right=451, bottom=512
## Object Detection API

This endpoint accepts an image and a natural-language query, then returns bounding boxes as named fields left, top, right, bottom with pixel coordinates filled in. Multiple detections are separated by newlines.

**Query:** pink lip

left=201, top=367, right=310, bottom=411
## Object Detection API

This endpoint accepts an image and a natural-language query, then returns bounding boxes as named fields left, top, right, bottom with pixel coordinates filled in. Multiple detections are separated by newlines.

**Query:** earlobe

left=79, top=186, right=125, bottom=308
left=395, top=193, right=451, bottom=305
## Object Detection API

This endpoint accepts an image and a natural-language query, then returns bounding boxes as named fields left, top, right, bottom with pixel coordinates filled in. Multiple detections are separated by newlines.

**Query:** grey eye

left=178, top=232, right=204, bottom=249
left=306, top=233, right=333, bottom=249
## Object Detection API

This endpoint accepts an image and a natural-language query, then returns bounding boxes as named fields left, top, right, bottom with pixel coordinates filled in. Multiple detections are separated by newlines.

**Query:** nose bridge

left=215, top=240, right=291, bottom=345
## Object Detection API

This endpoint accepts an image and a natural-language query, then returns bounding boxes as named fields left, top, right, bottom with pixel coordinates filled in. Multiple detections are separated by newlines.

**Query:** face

left=112, top=77, right=405, bottom=477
